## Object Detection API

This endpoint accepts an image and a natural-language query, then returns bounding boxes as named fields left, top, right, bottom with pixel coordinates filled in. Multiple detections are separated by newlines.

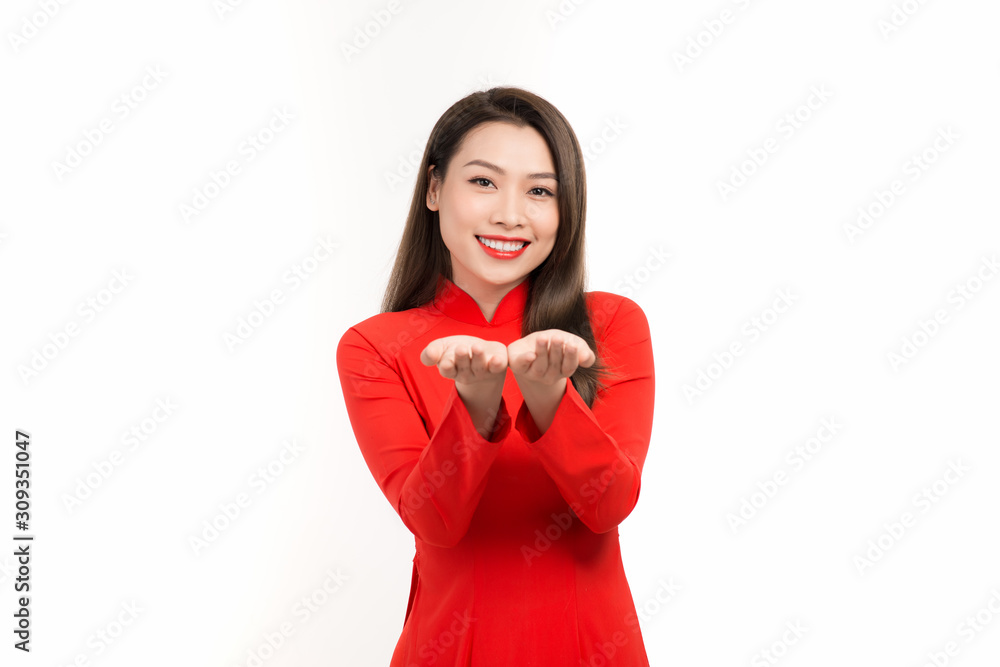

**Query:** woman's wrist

left=455, top=376, right=506, bottom=439
left=514, top=375, right=567, bottom=435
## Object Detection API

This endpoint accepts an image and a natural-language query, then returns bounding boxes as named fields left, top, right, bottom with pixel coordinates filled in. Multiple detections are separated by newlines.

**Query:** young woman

left=337, top=86, right=655, bottom=665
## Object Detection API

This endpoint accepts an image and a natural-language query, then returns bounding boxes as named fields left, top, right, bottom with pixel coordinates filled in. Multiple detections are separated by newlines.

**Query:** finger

left=468, top=343, right=487, bottom=376
left=439, top=344, right=463, bottom=376
left=420, top=341, right=441, bottom=366
left=505, top=342, right=521, bottom=371
left=567, top=336, right=595, bottom=369
left=533, top=336, right=550, bottom=374
left=562, top=341, right=579, bottom=377
left=490, top=344, right=511, bottom=373
left=547, top=339, right=565, bottom=380
left=510, top=349, right=536, bottom=374
left=451, top=344, right=471, bottom=376
left=486, top=353, right=506, bottom=373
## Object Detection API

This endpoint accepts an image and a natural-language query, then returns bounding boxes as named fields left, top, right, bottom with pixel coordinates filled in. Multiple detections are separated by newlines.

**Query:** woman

left=337, top=86, right=655, bottom=665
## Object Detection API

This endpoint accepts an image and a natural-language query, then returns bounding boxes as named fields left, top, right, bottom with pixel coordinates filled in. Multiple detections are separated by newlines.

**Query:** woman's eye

left=468, top=179, right=554, bottom=197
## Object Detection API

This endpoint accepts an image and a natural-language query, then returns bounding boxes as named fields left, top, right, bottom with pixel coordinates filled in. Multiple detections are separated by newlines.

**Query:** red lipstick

left=475, top=235, right=530, bottom=260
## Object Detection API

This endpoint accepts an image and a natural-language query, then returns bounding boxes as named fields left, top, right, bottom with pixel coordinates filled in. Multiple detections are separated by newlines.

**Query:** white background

left=2, top=0, right=999, bottom=665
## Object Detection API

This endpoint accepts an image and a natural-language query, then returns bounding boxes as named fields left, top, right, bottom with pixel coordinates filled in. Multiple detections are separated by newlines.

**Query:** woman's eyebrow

left=462, top=159, right=558, bottom=182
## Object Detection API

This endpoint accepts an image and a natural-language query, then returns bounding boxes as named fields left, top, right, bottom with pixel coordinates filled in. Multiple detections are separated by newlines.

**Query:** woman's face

left=427, top=121, right=559, bottom=299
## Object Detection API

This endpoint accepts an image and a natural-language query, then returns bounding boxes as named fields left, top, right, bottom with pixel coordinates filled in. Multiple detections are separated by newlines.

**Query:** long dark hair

left=380, top=87, right=617, bottom=408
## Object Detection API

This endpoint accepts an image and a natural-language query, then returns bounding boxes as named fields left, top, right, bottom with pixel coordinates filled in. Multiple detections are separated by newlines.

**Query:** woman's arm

left=511, top=297, right=655, bottom=534
left=337, top=328, right=511, bottom=548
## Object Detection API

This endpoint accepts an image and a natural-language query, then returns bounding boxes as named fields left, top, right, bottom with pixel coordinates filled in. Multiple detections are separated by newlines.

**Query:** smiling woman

left=336, top=87, right=655, bottom=666
left=428, top=121, right=559, bottom=320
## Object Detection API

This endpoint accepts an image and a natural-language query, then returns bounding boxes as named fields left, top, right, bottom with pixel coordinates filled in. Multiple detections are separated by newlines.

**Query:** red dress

left=336, top=275, right=655, bottom=666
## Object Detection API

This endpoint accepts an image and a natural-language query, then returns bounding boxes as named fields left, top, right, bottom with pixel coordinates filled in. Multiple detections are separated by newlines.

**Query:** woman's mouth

left=476, top=235, right=529, bottom=259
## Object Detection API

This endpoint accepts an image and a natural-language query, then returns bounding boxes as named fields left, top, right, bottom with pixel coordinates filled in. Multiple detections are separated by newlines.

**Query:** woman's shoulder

left=584, top=289, right=649, bottom=328
left=337, top=302, right=443, bottom=358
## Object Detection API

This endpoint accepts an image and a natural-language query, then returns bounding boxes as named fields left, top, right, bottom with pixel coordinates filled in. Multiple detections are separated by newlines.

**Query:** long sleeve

left=337, top=326, right=512, bottom=548
left=513, top=297, right=654, bottom=534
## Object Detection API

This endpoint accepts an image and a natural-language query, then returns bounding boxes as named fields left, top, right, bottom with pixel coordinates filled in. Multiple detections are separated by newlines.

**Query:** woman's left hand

left=507, top=329, right=595, bottom=387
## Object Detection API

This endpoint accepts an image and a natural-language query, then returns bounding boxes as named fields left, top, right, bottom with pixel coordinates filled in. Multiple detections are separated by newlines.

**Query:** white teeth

left=477, top=236, right=525, bottom=252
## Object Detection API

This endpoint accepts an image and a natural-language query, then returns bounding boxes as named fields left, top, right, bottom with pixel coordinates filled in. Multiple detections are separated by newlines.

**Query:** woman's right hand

left=420, top=335, right=508, bottom=387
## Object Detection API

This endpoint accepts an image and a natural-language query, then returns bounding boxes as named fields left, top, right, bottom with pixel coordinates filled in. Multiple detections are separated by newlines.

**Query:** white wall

left=2, top=0, right=998, bottom=665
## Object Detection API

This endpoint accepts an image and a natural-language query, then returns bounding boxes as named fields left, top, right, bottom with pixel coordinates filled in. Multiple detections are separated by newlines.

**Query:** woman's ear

left=426, top=165, right=439, bottom=210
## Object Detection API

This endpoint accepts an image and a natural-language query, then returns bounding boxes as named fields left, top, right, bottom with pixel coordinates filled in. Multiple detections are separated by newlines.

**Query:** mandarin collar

left=430, top=275, right=529, bottom=326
